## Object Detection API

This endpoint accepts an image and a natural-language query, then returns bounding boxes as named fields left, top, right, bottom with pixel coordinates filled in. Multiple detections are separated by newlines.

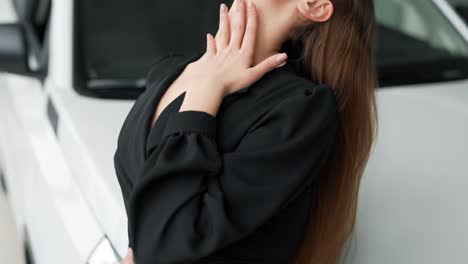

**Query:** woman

left=114, top=0, right=378, bottom=263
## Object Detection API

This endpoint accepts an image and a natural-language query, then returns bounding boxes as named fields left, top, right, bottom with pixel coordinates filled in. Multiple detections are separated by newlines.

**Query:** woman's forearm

left=179, top=84, right=224, bottom=117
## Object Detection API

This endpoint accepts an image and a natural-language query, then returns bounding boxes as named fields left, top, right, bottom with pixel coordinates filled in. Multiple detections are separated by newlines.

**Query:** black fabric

left=114, top=52, right=340, bottom=264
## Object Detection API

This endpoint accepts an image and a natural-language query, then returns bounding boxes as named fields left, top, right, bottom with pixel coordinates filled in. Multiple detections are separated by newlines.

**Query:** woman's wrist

left=178, top=84, right=225, bottom=117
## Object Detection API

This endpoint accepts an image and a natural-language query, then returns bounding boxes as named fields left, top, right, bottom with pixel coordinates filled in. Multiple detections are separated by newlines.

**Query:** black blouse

left=113, top=50, right=340, bottom=264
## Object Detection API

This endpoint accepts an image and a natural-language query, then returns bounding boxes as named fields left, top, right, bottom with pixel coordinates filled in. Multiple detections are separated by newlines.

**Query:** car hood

left=346, top=78, right=468, bottom=263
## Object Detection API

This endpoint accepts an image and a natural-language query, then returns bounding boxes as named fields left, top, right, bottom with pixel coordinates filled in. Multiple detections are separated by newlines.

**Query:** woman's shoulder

left=245, top=68, right=340, bottom=140
left=262, top=62, right=340, bottom=115
left=145, top=53, right=189, bottom=87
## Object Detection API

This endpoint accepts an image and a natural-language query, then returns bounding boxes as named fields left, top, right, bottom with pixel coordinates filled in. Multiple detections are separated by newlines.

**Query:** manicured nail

left=275, top=53, right=287, bottom=63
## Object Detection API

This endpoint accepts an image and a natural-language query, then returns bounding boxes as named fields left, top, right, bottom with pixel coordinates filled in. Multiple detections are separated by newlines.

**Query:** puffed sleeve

left=127, top=85, right=340, bottom=264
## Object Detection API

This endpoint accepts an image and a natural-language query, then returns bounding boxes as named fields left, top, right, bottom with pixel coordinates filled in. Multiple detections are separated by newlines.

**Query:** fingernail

left=275, top=53, right=287, bottom=63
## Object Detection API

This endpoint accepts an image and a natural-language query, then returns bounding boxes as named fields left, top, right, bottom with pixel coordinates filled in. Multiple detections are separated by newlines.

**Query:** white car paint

left=1, top=0, right=468, bottom=263
left=48, top=82, right=131, bottom=253
left=0, top=0, right=124, bottom=262
left=0, top=190, right=24, bottom=264
left=0, top=0, right=15, bottom=23
left=2, top=75, right=103, bottom=263
left=344, top=1, right=468, bottom=263
left=345, top=79, right=468, bottom=264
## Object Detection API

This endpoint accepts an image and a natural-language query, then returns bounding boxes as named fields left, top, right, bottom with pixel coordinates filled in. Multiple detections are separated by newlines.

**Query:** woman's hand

left=120, top=247, right=134, bottom=264
left=181, top=0, right=288, bottom=98
left=177, top=0, right=288, bottom=116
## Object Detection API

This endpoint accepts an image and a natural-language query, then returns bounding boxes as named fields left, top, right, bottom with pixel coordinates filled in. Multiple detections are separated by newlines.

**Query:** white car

left=0, top=0, right=467, bottom=263
left=448, top=0, right=468, bottom=24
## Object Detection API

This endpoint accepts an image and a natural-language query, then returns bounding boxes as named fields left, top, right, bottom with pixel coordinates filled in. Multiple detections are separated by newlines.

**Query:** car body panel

left=343, top=79, right=468, bottom=264
left=0, top=0, right=16, bottom=23
left=1, top=0, right=468, bottom=263
left=49, top=83, right=132, bottom=254
left=1, top=0, right=107, bottom=262
left=0, top=74, right=103, bottom=263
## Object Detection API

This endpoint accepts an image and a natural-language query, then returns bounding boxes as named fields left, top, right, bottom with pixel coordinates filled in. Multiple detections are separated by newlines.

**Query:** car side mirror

left=0, top=23, right=28, bottom=75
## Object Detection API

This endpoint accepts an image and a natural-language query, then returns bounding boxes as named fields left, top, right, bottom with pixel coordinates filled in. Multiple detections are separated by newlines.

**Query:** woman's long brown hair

left=288, top=0, right=379, bottom=263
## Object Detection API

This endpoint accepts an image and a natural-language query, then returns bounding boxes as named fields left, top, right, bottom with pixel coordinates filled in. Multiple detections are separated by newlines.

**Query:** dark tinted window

left=376, top=0, right=468, bottom=87
left=75, top=0, right=225, bottom=98
left=75, top=0, right=468, bottom=98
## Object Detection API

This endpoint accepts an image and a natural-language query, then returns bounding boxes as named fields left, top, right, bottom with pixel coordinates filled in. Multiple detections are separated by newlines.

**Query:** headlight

left=87, top=236, right=121, bottom=264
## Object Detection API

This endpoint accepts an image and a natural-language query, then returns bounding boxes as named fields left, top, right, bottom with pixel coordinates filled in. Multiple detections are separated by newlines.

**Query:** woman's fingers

left=199, top=1, right=288, bottom=96
left=241, top=0, right=257, bottom=59
left=215, top=3, right=229, bottom=50
left=227, top=0, right=237, bottom=27
left=206, top=33, right=216, bottom=55
left=229, top=0, right=247, bottom=49
left=245, top=53, right=288, bottom=83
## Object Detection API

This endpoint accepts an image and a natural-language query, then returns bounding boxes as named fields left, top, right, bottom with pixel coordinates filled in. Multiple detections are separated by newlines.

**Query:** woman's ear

left=297, top=0, right=334, bottom=23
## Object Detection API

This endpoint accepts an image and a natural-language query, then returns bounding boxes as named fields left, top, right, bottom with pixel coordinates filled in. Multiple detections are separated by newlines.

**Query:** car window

left=375, top=0, right=468, bottom=87
left=74, top=0, right=223, bottom=98
left=75, top=0, right=468, bottom=99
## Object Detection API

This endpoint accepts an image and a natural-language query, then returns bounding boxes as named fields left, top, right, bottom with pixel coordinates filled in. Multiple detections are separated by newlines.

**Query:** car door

left=0, top=0, right=49, bottom=241
left=0, top=0, right=104, bottom=263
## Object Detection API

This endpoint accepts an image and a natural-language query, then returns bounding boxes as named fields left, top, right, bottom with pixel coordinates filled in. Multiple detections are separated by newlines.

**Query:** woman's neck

left=250, top=2, right=298, bottom=67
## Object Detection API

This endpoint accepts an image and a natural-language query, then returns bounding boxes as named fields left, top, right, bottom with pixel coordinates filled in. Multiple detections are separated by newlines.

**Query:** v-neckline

left=150, top=89, right=185, bottom=131
left=141, top=50, right=302, bottom=159
left=143, top=52, right=204, bottom=159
